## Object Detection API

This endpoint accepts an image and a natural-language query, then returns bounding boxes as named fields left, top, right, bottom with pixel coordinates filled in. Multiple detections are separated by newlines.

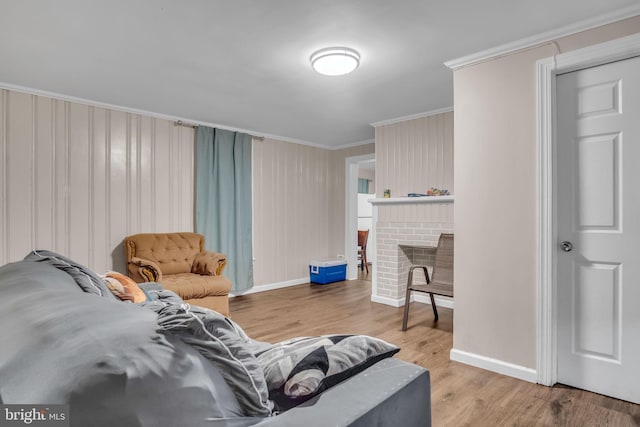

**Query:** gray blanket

left=5, top=252, right=416, bottom=424
left=0, top=261, right=247, bottom=426
left=19, top=251, right=274, bottom=417
left=23, top=249, right=115, bottom=298
left=139, top=288, right=274, bottom=417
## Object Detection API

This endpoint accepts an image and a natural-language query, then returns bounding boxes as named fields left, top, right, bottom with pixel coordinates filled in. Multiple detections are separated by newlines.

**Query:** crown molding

left=444, top=4, right=640, bottom=70
left=0, top=81, right=329, bottom=148
left=370, top=106, right=454, bottom=127
left=331, top=138, right=375, bottom=150
left=0, top=82, right=432, bottom=151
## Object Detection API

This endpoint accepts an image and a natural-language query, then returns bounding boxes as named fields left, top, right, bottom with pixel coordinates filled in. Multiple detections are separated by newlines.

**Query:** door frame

left=345, top=153, right=375, bottom=280
left=536, top=33, right=640, bottom=386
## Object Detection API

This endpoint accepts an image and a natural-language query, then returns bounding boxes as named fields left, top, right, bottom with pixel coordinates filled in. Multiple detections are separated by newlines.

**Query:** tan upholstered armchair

left=124, top=232, right=232, bottom=316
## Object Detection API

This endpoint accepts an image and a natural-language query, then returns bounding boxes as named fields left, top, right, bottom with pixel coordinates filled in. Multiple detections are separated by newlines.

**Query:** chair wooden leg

left=402, top=290, right=412, bottom=331
left=401, top=268, right=416, bottom=331
left=429, top=292, right=439, bottom=321
left=403, top=266, right=433, bottom=330
left=364, top=252, right=369, bottom=273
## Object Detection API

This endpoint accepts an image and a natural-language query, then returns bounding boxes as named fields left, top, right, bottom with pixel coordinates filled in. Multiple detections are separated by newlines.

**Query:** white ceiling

left=1, top=1, right=638, bottom=148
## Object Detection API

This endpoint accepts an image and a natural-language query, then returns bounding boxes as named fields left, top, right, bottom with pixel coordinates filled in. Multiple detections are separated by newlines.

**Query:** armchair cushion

left=161, top=274, right=232, bottom=300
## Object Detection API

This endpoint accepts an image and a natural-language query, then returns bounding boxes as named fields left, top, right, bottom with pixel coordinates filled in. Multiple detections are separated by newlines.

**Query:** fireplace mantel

left=369, top=195, right=454, bottom=206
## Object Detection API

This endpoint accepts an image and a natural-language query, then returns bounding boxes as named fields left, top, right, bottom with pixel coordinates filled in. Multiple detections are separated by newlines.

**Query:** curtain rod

left=174, top=120, right=265, bottom=141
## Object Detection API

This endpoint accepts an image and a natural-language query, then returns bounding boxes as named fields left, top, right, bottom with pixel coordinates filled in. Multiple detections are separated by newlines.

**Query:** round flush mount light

left=310, top=47, right=360, bottom=76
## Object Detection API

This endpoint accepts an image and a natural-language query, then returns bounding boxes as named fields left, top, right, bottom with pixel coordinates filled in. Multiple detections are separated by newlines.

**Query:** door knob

left=560, top=241, right=573, bottom=252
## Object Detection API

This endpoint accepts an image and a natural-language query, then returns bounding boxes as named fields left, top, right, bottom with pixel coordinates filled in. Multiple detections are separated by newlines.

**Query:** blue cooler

left=309, top=258, right=348, bottom=284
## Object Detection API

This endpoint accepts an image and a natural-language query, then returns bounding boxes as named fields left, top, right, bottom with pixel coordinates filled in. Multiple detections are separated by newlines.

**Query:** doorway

left=537, top=33, right=640, bottom=404
left=345, top=153, right=375, bottom=281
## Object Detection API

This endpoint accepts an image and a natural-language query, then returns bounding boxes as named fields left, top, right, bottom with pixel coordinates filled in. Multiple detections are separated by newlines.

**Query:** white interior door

left=556, top=55, right=640, bottom=404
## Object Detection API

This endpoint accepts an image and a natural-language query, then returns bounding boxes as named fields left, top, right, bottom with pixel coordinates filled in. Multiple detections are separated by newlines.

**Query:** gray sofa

left=0, top=256, right=431, bottom=426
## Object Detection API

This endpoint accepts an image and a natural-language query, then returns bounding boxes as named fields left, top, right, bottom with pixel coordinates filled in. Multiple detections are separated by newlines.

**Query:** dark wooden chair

left=402, top=233, right=454, bottom=331
left=357, top=229, right=370, bottom=273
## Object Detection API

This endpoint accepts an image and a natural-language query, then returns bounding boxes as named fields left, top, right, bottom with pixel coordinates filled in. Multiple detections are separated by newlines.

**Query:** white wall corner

left=450, top=349, right=538, bottom=384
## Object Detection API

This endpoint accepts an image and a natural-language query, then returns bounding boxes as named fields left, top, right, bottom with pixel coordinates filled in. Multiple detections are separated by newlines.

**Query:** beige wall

left=375, top=112, right=454, bottom=223
left=376, top=112, right=454, bottom=197
left=0, top=89, right=194, bottom=273
left=453, top=16, right=640, bottom=369
left=0, top=88, right=374, bottom=290
left=252, top=141, right=374, bottom=288
left=252, top=138, right=331, bottom=286
left=251, top=140, right=375, bottom=288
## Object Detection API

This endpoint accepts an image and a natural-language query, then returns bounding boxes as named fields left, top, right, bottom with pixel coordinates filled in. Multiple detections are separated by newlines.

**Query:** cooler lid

left=309, top=258, right=347, bottom=267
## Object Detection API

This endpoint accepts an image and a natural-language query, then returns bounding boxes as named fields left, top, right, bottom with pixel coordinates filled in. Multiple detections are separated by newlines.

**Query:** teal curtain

left=195, top=127, right=253, bottom=293
left=358, top=178, right=369, bottom=194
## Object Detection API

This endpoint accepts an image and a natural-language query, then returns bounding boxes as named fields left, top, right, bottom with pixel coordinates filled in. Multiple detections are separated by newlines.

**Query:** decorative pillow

left=102, top=271, right=148, bottom=303
left=192, top=251, right=226, bottom=276
left=129, top=256, right=162, bottom=282
left=103, top=276, right=127, bottom=299
left=256, top=334, right=400, bottom=410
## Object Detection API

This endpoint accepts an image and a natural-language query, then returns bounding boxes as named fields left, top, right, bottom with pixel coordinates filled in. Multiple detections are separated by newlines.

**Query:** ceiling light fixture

left=310, top=47, right=360, bottom=76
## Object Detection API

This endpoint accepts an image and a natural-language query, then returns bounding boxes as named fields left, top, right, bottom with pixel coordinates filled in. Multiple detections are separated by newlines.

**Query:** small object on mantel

left=426, top=187, right=450, bottom=196
left=383, top=189, right=391, bottom=198
left=407, top=193, right=428, bottom=197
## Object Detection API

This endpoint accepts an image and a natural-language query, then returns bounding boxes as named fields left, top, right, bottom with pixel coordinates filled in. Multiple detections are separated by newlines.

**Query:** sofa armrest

left=192, top=251, right=227, bottom=276
left=128, top=257, right=163, bottom=283
left=250, top=358, right=431, bottom=427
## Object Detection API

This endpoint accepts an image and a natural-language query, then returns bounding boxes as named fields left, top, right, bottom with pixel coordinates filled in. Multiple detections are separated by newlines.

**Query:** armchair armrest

left=192, top=250, right=227, bottom=276
left=128, top=256, right=163, bottom=283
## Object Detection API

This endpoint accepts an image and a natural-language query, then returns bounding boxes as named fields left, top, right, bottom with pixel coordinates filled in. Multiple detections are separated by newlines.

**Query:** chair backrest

left=432, top=233, right=454, bottom=287
left=358, top=229, right=369, bottom=248
left=124, top=232, right=205, bottom=275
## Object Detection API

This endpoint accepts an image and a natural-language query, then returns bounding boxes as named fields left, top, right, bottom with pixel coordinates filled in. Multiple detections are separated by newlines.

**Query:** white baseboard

left=230, top=277, right=308, bottom=297
left=450, top=348, right=537, bottom=383
left=370, top=294, right=404, bottom=307
left=371, top=293, right=454, bottom=309
left=232, top=275, right=363, bottom=297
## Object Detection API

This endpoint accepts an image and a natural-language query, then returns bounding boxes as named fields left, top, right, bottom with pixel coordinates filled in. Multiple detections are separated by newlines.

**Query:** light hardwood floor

left=229, top=274, right=640, bottom=427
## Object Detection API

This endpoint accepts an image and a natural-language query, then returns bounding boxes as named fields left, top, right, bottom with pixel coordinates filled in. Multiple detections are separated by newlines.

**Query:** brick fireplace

left=369, top=197, right=454, bottom=307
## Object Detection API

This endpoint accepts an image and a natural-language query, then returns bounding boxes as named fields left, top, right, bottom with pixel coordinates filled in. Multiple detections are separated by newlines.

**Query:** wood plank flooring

left=229, top=275, right=640, bottom=427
